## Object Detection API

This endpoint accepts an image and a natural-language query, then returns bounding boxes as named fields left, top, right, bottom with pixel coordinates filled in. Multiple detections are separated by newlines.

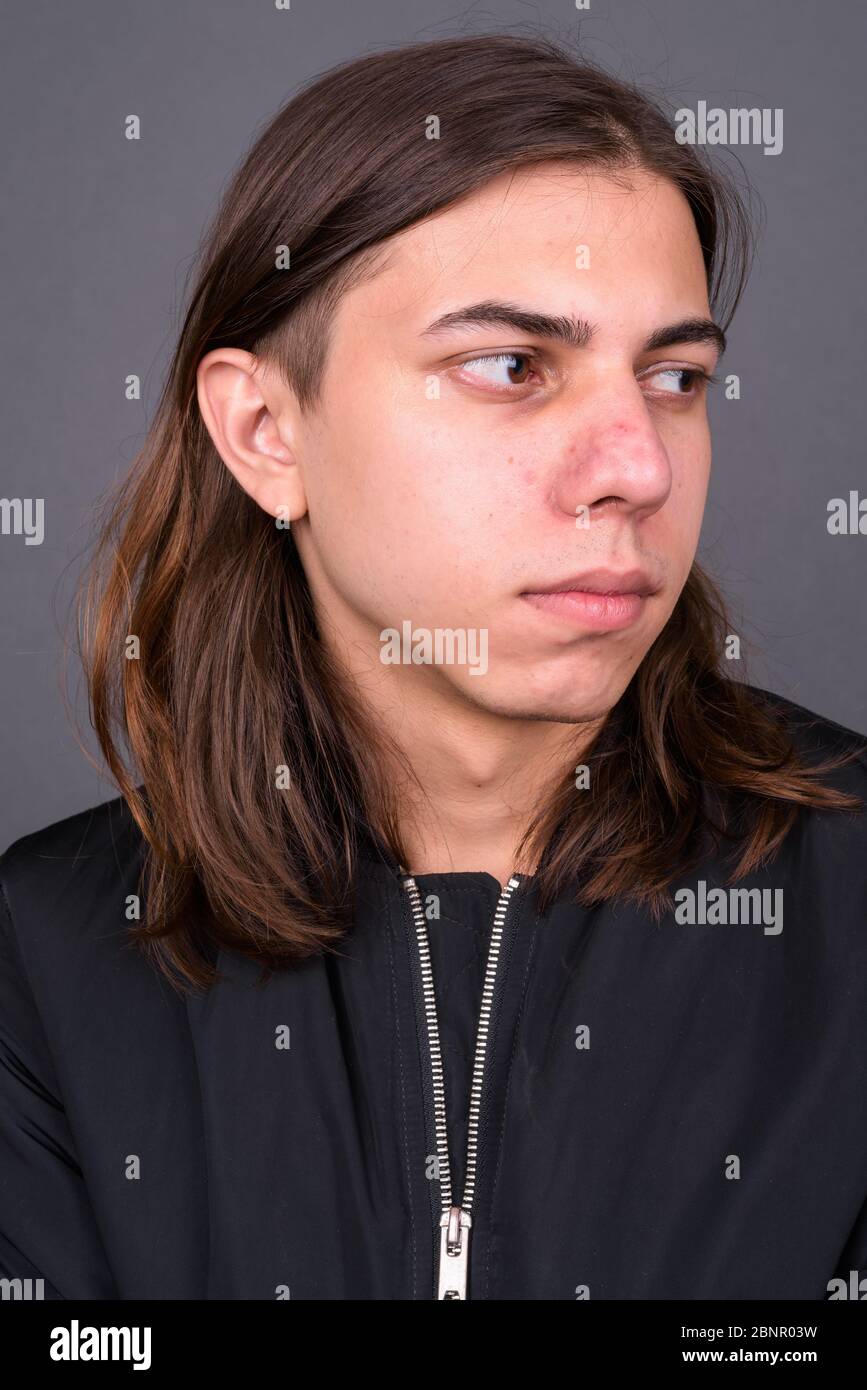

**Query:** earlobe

left=196, top=347, right=308, bottom=523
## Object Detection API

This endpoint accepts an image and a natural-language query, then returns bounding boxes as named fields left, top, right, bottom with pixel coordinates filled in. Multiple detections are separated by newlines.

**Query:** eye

left=456, top=351, right=539, bottom=390
left=642, top=366, right=714, bottom=397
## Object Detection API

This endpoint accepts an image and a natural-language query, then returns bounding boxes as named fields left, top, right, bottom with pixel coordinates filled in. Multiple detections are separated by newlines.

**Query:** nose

left=553, top=376, right=672, bottom=524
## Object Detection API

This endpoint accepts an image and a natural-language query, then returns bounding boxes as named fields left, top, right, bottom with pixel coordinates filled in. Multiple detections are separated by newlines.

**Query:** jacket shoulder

left=1, top=791, right=144, bottom=883
left=743, top=683, right=867, bottom=782
left=739, top=681, right=867, bottom=756
left=0, top=792, right=146, bottom=951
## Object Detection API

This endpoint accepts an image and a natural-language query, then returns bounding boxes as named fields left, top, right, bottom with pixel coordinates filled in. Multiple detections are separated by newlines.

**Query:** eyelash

left=642, top=366, right=719, bottom=397
left=455, top=350, right=719, bottom=398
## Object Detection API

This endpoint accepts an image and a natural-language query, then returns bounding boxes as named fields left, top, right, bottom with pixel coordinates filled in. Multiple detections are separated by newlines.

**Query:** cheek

left=668, top=455, right=710, bottom=574
left=374, top=403, right=512, bottom=539
left=309, top=395, right=513, bottom=611
left=668, top=418, right=711, bottom=502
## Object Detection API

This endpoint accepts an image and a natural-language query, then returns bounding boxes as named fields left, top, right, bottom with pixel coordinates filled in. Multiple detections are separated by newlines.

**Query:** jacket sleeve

left=0, top=872, right=118, bottom=1299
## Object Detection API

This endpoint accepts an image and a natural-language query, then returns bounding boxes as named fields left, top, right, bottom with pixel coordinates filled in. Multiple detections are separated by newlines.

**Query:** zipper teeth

left=403, top=873, right=522, bottom=1217
left=405, top=889, right=454, bottom=1209
left=462, top=878, right=520, bottom=1210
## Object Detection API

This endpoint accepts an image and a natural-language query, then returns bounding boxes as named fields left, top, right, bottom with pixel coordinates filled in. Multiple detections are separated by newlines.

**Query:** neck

left=352, top=663, right=603, bottom=883
left=309, top=583, right=607, bottom=883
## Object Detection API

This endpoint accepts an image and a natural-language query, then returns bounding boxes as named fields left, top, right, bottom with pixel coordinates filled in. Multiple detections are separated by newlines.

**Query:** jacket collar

left=351, top=814, right=583, bottom=908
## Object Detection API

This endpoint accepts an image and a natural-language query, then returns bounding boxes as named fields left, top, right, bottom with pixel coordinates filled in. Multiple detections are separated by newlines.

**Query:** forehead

left=333, top=162, right=710, bottom=339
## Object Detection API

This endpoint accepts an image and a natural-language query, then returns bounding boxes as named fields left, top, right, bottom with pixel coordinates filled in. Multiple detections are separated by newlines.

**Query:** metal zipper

left=400, top=871, right=524, bottom=1300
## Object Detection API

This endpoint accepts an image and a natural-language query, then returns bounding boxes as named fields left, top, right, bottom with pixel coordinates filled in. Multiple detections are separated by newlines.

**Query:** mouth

left=519, top=568, right=660, bottom=632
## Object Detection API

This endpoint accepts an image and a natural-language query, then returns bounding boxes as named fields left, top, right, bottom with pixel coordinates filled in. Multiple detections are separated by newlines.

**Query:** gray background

left=2, top=0, right=865, bottom=849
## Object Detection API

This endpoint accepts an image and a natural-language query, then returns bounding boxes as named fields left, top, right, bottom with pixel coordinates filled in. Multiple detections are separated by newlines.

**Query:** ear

left=196, top=347, right=308, bottom=525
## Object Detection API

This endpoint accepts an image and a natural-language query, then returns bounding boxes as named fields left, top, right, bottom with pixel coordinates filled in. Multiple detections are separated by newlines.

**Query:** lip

left=520, top=568, right=659, bottom=632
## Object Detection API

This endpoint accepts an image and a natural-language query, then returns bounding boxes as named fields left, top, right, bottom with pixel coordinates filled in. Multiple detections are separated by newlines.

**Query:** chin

left=461, top=673, right=624, bottom=726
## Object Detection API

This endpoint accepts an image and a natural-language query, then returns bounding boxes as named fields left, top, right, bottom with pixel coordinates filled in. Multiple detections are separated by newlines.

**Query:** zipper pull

left=437, top=1205, right=472, bottom=1299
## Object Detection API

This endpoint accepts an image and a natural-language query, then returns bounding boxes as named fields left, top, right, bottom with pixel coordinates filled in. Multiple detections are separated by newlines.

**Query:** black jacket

left=2, top=686, right=867, bottom=1301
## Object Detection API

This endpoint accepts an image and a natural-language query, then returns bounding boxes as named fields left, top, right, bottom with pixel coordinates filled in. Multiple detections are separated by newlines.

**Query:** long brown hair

left=78, top=32, right=865, bottom=992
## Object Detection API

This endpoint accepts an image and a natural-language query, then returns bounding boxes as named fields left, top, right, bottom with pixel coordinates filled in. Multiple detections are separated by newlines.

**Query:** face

left=201, top=163, right=720, bottom=725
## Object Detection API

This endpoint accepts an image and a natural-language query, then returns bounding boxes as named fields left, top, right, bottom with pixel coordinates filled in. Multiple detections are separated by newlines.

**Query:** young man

left=1, top=34, right=866, bottom=1301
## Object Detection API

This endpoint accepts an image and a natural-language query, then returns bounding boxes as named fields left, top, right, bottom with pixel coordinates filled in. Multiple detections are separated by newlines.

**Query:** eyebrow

left=421, top=300, right=727, bottom=357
